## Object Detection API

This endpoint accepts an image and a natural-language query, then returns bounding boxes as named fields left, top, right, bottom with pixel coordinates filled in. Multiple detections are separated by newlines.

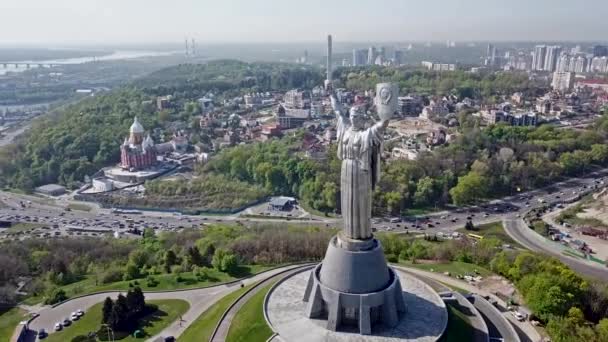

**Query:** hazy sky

left=2, top=0, right=608, bottom=45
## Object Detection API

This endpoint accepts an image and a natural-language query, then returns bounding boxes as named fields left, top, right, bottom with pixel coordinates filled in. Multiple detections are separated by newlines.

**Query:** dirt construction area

left=578, top=189, right=608, bottom=226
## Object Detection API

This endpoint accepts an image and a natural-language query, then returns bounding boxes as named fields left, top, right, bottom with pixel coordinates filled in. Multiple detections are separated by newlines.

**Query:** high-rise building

left=552, top=72, right=575, bottom=92
left=544, top=45, right=562, bottom=72
left=486, top=43, right=497, bottom=67
left=352, top=49, right=367, bottom=66
left=367, top=46, right=377, bottom=65
left=590, top=56, right=608, bottom=73
left=392, top=50, right=404, bottom=65
left=574, top=56, right=588, bottom=73
left=532, top=45, right=547, bottom=70
left=592, top=45, right=608, bottom=57
left=556, top=54, right=570, bottom=72
left=378, top=46, right=386, bottom=60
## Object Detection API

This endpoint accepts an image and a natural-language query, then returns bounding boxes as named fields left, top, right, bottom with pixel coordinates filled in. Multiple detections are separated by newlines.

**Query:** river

left=0, top=50, right=180, bottom=75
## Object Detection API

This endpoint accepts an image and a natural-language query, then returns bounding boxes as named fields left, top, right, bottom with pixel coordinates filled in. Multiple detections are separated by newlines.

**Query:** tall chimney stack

left=327, top=34, right=333, bottom=84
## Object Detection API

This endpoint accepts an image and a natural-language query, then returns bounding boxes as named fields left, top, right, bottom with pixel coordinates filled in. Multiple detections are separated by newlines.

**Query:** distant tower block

left=191, top=38, right=196, bottom=56
left=327, top=35, right=333, bottom=82
left=185, top=38, right=189, bottom=57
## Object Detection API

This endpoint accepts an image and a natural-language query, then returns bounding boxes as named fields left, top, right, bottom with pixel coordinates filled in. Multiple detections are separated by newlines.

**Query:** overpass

left=0, top=62, right=63, bottom=69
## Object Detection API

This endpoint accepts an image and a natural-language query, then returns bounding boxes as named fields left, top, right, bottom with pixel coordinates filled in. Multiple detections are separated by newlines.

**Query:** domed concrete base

left=302, top=236, right=406, bottom=335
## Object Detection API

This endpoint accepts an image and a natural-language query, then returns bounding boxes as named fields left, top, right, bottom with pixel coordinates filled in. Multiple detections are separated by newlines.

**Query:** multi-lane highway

left=2, top=168, right=608, bottom=280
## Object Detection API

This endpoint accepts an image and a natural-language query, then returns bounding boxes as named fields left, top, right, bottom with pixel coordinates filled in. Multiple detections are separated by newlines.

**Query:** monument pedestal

left=303, top=236, right=406, bottom=335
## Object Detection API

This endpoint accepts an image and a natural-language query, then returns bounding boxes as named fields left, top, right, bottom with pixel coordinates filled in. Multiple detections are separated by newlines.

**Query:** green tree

left=111, top=294, right=130, bottom=330
left=449, top=171, right=489, bottom=206
left=101, top=297, right=113, bottom=324
left=186, top=246, right=204, bottom=267
left=590, top=144, right=608, bottom=164
left=126, top=287, right=146, bottom=317
left=596, top=319, right=608, bottom=341
left=384, top=191, right=403, bottom=215
left=123, top=262, right=140, bottom=281
left=164, top=250, right=178, bottom=273
left=413, top=177, right=435, bottom=207
left=212, top=249, right=238, bottom=273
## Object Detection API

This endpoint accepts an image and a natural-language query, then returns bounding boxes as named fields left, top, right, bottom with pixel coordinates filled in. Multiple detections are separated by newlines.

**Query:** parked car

left=38, top=329, right=48, bottom=339
left=62, top=318, right=71, bottom=326
left=54, top=323, right=63, bottom=331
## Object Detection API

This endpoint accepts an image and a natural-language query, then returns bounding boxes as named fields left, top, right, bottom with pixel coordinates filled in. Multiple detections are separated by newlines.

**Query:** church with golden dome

left=120, top=117, right=157, bottom=171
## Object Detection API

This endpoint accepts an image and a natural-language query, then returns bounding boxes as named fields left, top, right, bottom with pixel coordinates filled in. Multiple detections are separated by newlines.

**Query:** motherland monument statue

left=302, top=35, right=407, bottom=335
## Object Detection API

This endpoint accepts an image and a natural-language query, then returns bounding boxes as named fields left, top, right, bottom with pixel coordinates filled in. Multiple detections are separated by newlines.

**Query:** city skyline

left=2, top=0, right=608, bottom=45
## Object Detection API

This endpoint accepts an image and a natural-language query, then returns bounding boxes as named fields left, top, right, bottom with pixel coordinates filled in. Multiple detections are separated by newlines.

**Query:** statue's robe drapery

left=336, top=115, right=383, bottom=240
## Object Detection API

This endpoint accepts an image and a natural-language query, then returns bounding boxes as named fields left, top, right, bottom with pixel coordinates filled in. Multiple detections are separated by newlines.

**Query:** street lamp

left=101, top=323, right=115, bottom=342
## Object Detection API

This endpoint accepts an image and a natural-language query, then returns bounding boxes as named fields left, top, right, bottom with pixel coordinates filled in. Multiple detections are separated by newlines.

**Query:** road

left=4, top=167, right=607, bottom=240
left=0, top=190, right=337, bottom=240
left=25, top=264, right=306, bottom=341
left=504, top=218, right=608, bottom=281
left=0, top=122, right=32, bottom=147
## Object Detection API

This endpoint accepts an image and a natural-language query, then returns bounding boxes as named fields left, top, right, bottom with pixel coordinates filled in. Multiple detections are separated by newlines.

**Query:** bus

left=467, top=233, right=484, bottom=240
left=111, top=208, right=142, bottom=215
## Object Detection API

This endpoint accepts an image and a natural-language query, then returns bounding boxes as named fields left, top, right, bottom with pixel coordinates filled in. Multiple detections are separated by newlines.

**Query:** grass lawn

left=402, top=207, right=441, bottom=217
left=45, top=299, right=189, bottom=342
left=67, top=203, right=92, bottom=212
left=23, top=264, right=274, bottom=305
left=226, top=280, right=278, bottom=342
left=180, top=282, right=256, bottom=342
left=399, top=260, right=494, bottom=277
left=439, top=304, right=474, bottom=341
left=298, top=201, right=337, bottom=218
left=457, top=221, right=523, bottom=248
left=0, top=307, right=27, bottom=342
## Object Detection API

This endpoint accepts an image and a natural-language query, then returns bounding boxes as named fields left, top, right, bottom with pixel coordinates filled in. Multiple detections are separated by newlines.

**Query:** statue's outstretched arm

left=331, top=93, right=350, bottom=129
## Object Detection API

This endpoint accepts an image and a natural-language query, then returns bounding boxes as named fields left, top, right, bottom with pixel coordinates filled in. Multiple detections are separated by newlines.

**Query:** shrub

left=44, top=288, right=68, bottom=305
left=386, top=254, right=398, bottom=263
left=146, top=276, right=159, bottom=287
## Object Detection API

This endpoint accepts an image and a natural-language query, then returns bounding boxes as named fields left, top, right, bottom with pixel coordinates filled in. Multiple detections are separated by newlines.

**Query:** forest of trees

left=0, top=224, right=332, bottom=306
left=332, top=67, right=548, bottom=103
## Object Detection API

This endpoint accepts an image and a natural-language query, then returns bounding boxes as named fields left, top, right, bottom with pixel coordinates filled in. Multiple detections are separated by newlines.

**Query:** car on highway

left=512, top=311, right=526, bottom=322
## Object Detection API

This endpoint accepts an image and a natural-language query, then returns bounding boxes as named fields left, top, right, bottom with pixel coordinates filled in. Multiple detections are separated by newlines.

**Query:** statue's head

left=349, top=105, right=367, bottom=131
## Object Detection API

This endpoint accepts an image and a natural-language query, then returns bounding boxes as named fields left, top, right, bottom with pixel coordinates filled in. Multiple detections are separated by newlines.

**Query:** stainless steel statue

left=330, top=83, right=398, bottom=240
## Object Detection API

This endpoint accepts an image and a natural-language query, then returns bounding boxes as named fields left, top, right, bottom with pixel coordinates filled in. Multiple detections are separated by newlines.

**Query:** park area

left=44, top=299, right=189, bottom=342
